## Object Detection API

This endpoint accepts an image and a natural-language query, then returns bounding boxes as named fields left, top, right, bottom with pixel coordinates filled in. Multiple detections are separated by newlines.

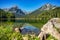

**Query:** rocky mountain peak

left=8, top=6, right=25, bottom=17
left=40, top=3, right=56, bottom=11
left=9, top=5, right=18, bottom=11
left=45, top=3, right=51, bottom=7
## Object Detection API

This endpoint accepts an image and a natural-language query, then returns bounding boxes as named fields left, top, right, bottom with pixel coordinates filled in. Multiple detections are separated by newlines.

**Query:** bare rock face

left=50, top=18, right=60, bottom=28
left=38, top=18, right=60, bottom=40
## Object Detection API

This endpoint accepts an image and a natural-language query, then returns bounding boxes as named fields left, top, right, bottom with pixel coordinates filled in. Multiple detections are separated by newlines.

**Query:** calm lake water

left=20, top=23, right=41, bottom=35
left=0, top=19, right=41, bottom=35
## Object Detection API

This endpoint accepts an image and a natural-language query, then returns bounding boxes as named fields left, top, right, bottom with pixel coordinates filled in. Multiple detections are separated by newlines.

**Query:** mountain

left=40, top=3, right=56, bottom=11
left=27, top=7, right=60, bottom=17
left=28, top=3, right=56, bottom=16
left=3, top=6, right=25, bottom=18
left=23, top=6, right=60, bottom=23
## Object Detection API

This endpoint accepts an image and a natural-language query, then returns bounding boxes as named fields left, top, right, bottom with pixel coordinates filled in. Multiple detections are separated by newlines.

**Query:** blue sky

left=0, top=0, right=60, bottom=12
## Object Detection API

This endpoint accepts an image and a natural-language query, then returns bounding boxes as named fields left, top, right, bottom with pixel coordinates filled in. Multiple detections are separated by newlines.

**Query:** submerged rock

left=20, top=23, right=41, bottom=36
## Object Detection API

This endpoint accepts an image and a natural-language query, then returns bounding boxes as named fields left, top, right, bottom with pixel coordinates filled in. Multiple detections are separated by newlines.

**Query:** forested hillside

left=0, top=9, right=15, bottom=21
left=23, top=7, right=60, bottom=23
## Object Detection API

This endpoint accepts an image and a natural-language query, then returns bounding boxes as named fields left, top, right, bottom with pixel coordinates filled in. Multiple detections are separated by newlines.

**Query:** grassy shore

left=0, top=22, right=58, bottom=40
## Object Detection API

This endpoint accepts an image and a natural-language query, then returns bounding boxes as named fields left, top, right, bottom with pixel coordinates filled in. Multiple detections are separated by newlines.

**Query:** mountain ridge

left=3, top=6, right=25, bottom=18
left=0, top=3, right=60, bottom=18
left=29, top=3, right=57, bottom=15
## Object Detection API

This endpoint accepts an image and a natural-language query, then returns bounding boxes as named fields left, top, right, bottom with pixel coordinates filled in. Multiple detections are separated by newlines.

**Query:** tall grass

left=0, top=22, right=57, bottom=40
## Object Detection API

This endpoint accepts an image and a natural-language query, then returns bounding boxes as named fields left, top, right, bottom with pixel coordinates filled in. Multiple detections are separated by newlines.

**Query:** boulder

left=38, top=18, right=60, bottom=40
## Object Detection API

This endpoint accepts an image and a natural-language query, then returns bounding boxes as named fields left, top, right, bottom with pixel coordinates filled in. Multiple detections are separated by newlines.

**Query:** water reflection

left=0, top=19, right=41, bottom=36
left=19, top=23, right=40, bottom=36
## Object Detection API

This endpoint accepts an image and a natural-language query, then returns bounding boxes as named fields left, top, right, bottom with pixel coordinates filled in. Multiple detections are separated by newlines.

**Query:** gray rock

left=38, top=18, right=60, bottom=40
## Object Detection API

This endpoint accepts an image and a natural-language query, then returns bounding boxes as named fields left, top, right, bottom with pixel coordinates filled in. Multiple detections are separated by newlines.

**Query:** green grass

left=29, top=23, right=44, bottom=28
left=0, top=22, right=40, bottom=40
left=46, top=34, right=57, bottom=40
left=0, top=22, right=58, bottom=40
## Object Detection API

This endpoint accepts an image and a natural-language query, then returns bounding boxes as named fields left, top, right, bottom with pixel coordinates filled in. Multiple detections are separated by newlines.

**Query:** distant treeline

left=0, top=9, right=15, bottom=22
left=0, top=7, right=60, bottom=23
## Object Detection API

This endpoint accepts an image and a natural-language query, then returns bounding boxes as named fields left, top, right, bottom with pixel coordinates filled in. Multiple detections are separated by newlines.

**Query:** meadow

left=0, top=21, right=57, bottom=40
